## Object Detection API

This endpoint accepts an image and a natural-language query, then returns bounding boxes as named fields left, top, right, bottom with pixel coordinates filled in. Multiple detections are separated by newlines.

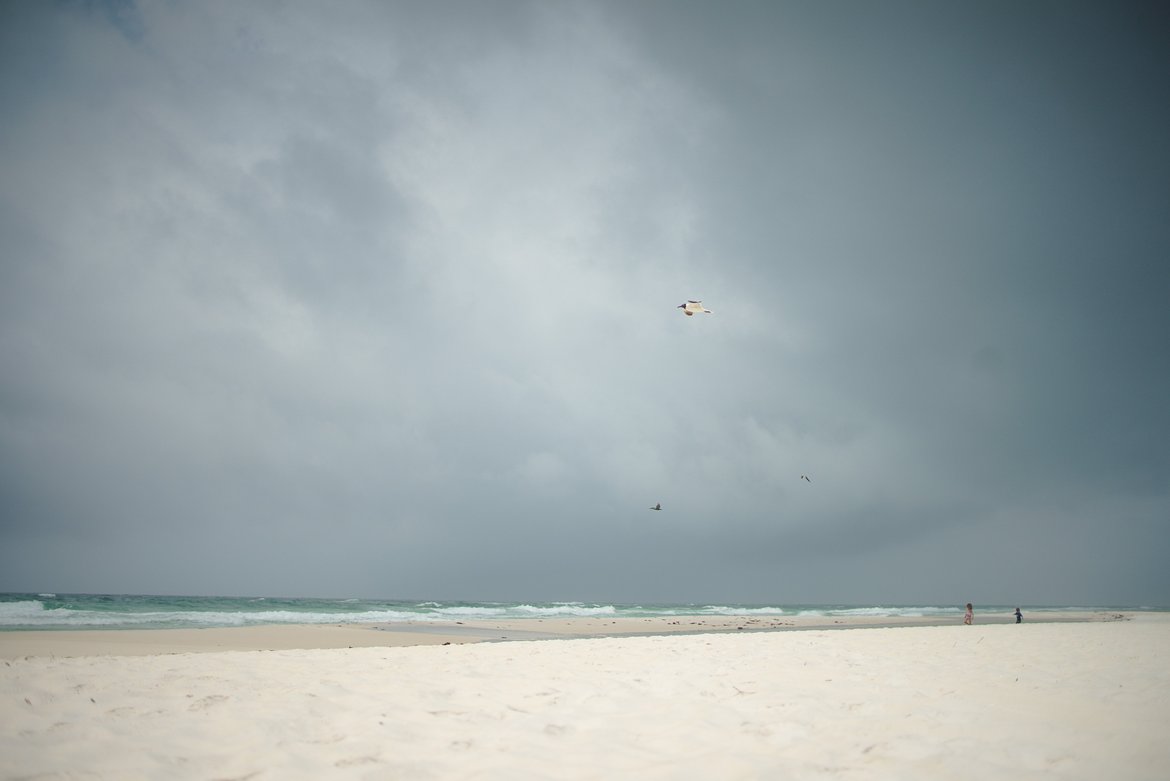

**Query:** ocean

left=0, top=593, right=1155, bottom=631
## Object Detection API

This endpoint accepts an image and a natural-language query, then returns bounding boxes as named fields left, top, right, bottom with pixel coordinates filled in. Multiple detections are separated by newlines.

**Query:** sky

left=1, top=1, right=1168, bottom=606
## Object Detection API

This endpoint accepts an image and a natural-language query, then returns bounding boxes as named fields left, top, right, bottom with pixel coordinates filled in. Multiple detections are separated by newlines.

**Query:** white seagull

left=678, top=300, right=713, bottom=316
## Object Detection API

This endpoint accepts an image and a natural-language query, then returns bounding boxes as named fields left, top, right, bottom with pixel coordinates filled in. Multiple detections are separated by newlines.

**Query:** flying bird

left=801, top=475, right=811, bottom=483
left=677, top=300, right=713, bottom=316
left=650, top=503, right=662, bottom=510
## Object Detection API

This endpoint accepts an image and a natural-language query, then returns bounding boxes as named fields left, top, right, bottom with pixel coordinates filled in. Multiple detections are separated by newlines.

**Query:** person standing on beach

left=964, top=603, right=973, bottom=625
left=1015, top=607, right=1023, bottom=623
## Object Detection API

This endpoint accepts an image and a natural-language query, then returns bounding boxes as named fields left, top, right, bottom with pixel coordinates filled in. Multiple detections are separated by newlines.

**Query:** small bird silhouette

left=801, top=475, right=811, bottom=483
left=650, top=503, right=662, bottom=510
left=677, top=300, right=713, bottom=316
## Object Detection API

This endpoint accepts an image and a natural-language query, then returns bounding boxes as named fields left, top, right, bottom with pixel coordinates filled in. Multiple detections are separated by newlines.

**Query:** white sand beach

left=2, top=613, right=1167, bottom=780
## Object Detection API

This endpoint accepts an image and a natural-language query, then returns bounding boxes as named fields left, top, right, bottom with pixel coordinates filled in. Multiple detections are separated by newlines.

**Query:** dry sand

left=1, top=612, right=1166, bottom=779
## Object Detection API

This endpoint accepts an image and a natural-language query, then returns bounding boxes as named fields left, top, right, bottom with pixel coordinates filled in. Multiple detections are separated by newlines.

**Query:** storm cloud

left=2, top=0, right=1167, bottom=605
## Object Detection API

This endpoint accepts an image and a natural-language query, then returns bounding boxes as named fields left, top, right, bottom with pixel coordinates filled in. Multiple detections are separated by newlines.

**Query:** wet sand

left=0, top=610, right=1118, bottom=659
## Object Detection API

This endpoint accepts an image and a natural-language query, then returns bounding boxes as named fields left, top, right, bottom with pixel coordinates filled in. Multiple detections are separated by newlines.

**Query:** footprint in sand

left=187, top=694, right=229, bottom=711
left=335, top=755, right=380, bottom=768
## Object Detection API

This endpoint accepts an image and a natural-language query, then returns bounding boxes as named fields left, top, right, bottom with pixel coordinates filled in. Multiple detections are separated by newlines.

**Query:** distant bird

left=801, top=475, right=811, bottom=483
left=650, top=503, right=662, bottom=511
left=677, top=300, right=713, bottom=316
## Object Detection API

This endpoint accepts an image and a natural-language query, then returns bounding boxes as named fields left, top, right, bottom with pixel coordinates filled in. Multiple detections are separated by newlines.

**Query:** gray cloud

left=1, top=0, right=1167, bottom=605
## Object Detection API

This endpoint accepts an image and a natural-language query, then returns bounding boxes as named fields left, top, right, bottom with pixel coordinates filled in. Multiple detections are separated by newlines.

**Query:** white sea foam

left=0, top=602, right=431, bottom=629
left=690, top=605, right=789, bottom=616
left=511, top=603, right=617, bottom=617
left=430, top=606, right=509, bottom=619
left=795, top=606, right=962, bottom=618
left=0, top=601, right=51, bottom=623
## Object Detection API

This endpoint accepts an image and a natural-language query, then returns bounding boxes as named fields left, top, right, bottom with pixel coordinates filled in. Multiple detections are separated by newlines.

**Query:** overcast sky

left=1, top=1, right=1167, bottom=606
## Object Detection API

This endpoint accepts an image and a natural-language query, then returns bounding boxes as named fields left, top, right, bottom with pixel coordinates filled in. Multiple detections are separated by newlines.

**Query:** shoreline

left=0, top=610, right=1127, bottom=658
